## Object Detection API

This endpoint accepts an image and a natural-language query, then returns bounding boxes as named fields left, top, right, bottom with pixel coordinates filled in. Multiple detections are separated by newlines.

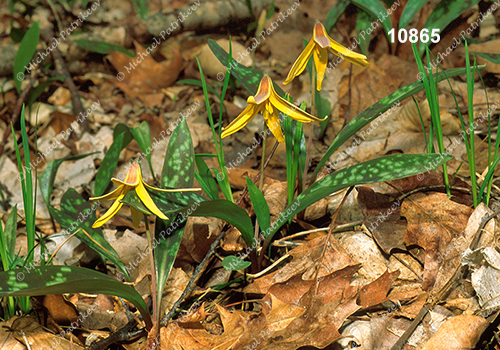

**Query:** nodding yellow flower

left=90, top=162, right=200, bottom=228
left=221, top=74, right=325, bottom=142
left=284, top=20, right=370, bottom=91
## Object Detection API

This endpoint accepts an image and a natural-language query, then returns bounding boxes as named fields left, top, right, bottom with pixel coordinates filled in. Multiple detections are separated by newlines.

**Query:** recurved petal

left=136, top=182, right=168, bottom=220
left=263, top=104, right=285, bottom=143
left=328, top=38, right=370, bottom=67
left=314, top=46, right=328, bottom=91
left=252, top=75, right=272, bottom=105
left=268, top=88, right=326, bottom=123
left=122, top=162, right=141, bottom=186
left=283, top=38, right=316, bottom=85
left=221, top=103, right=261, bottom=139
left=90, top=185, right=125, bottom=202
left=131, top=207, right=143, bottom=227
left=92, top=192, right=126, bottom=228
left=312, top=21, right=330, bottom=48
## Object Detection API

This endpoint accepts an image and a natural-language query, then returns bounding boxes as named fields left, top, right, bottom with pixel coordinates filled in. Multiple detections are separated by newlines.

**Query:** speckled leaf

left=0, top=206, right=17, bottom=265
left=39, top=152, right=98, bottom=208
left=399, top=0, right=429, bottom=28
left=351, top=0, right=392, bottom=36
left=222, top=255, right=251, bottom=271
left=476, top=52, right=500, bottom=64
left=356, top=10, right=373, bottom=55
left=0, top=266, right=151, bottom=328
left=154, top=216, right=186, bottom=317
left=324, top=0, right=350, bottom=32
left=94, top=132, right=127, bottom=197
left=161, top=118, right=194, bottom=188
left=312, top=67, right=484, bottom=181
left=267, top=154, right=453, bottom=243
left=113, top=123, right=134, bottom=149
left=49, top=189, right=129, bottom=280
left=121, top=190, right=154, bottom=216
left=208, top=39, right=286, bottom=97
left=420, top=0, right=480, bottom=54
left=131, top=121, right=155, bottom=181
left=177, top=199, right=254, bottom=246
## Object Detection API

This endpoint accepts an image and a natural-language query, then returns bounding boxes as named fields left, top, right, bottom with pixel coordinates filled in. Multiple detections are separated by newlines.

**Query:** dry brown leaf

left=402, top=192, right=474, bottom=290
left=108, top=41, right=183, bottom=101
left=421, top=315, right=488, bottom=350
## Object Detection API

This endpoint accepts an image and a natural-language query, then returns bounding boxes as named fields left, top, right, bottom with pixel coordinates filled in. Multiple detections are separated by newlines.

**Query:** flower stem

left=144, top=218, right=158, bottom=335
left=255, top=123, right=267, bottom=247
left=303, top=64, right=316, bottom=189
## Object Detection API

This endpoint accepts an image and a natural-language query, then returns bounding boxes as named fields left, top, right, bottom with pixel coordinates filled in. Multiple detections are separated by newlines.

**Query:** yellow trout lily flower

left=221, top=75, right=325, bottom=142
left=90, top=162, right=200, bottom=228
left=284, top=20, right=370, bottom=91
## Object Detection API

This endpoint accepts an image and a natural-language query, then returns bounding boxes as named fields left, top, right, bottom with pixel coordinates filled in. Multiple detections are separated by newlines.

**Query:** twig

left=160, top=227, right=227, bottom=327
left=390, top=209, right=500, bottom=350
left=88, top=319, right=143, bottom=350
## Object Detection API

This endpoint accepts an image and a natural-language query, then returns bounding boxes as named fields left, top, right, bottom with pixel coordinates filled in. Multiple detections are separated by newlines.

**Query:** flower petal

left=252, top=75, right=272, bottom=105
left=268, top=84, right=326, bottom=122
left=314, top=46, right=328, bottom=91
left=136, top=182, right=168, bottom=220
left=327, top=38, right=370, bottom=67
left=90, top=185, right=125, bottom=202
left=312, top=21, right=330, bottom=48
left=263, top=103, right=285, bottom=143
left=283, top=38, right=316, bottom=85
left=131, top=207, right=143, bottom=227
left=221, top=103, right=261, bottom=139
left=92, top=191, right=127, bottom=228
left=123, top=162, right=141, bottom=186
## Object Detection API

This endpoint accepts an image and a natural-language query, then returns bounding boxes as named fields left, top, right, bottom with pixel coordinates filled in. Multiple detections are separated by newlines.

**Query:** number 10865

left=388, top=28, right=440, bottom=44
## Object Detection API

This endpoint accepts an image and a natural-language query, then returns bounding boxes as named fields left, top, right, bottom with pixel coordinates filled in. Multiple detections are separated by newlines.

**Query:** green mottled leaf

left=72, top=39, right=135, bottom=57
left=0, top=205, right=18, bottom=269
left=39, top=152, right=98, bottom=208
left=420, top=0, right=480, bottom=54
left=162, top=118, right=195, bottom=188
left=177, top=199, right=254, bottom=246
left=399, top=0, right=429, bottom=28
left=266, top=154, right=453, bottom=244
left=207, top=39, right=286, bottom=97
left=246, top=178, right=270, bottom=233
left=131, top=121, right=155, bottom=182
left=154, top=216, right=186, bottom=319
left=222, top=255, right=251, bottom=271
left=324, top=0, right=350, bottom=32
left=476, top=52, right=500, bottom=64
left=350, top=0, right=392, bottom=36
left=49, top=189, right=129, bottom=280
left=312, top=66, right=485, bottom=181
left=113, top=123, right=134, bottom=149
left=13, top=21, right=39, bottom=93
left=121, top=190, right=154, bottom=216
left=94, top=132, right=127, bottom=197
left=0, top=266, right=151, bottom=328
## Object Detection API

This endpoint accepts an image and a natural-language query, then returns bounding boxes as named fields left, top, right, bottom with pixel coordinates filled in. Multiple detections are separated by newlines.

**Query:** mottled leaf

left=399, top=0, right=429, bottom=28
left=476, top=52, right=500, bottom=64
left=0, top=266, right=151, bottom=328
left=246, top=178, right=270, bottom=234
left=266, top=154, right=453, bottom=243
left=350, top=0, right=392, bottom=36
left=94, top=132, right=127, bottom=197
left=312, top=66, right=485, bottom=181
left=162, top=118, right=195, bottom=188
left=130, top=121, right=155, bottom=181
left=13, top=21, right=39, bottom=93
left=324, top=0, right=350, bottom=32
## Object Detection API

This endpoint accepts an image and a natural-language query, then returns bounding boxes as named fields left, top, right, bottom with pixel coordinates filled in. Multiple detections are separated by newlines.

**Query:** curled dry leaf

left=421, top=315, right=488, bottom=350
